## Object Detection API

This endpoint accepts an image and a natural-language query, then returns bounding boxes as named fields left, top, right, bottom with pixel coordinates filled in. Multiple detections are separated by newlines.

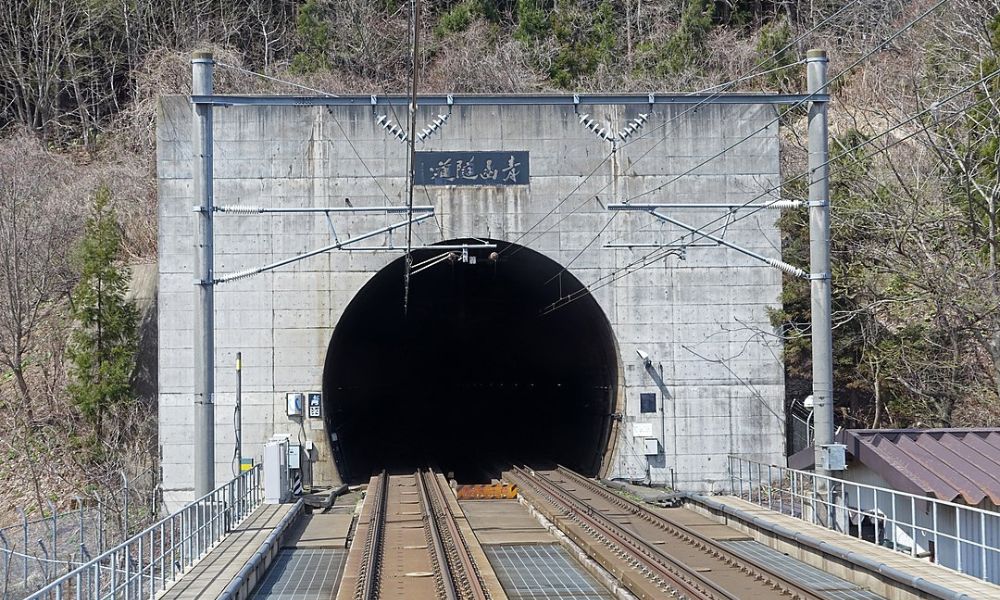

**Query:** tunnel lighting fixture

left=636, top=349, right=652, bottom=367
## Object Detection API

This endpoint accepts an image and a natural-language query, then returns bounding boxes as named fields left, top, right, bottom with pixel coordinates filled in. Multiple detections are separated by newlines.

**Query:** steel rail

left=508, top=466, right=728, bottom=600
left=422, top=470, right=490, bottom=600
left=552, top=465, right=827, bottom=600
left=357, top=471, right=387, bottom=600
left=416, top=470, right=460, bottom=600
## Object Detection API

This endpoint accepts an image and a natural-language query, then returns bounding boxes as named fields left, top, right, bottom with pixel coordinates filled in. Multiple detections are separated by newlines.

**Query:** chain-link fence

left=0, top=471, right=159, bottom=600
left=25, top=466, right=262, bottom=600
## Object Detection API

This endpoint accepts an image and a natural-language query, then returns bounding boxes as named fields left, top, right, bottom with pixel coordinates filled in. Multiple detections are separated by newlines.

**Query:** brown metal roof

left=788, top=428, right=1000, bottom=506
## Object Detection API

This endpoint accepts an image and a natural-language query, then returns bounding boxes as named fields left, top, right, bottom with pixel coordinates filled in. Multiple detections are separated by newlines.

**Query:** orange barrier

left=455, top=483, right=519, bottom=500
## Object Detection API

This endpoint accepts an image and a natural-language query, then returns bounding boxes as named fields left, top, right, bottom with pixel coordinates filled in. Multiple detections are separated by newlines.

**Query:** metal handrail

left=26, top=465, right=262, bottom=599
left=729, top=455, right=1000, bottom=584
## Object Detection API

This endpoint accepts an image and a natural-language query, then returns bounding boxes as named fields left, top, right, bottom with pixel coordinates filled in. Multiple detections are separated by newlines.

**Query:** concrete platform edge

left=684, top=494, right=974, bottom=600
left=217, top=500, right=305, bottom=600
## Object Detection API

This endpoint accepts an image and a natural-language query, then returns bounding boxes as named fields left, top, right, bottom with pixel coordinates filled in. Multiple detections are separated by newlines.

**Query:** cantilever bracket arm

left=608, top=201, right=801, bottom=210
left=214, top=205, right=435, bottom=214
left=214, top=213, right=434, bottom=284
left=640, top=209, right=808, bottom=278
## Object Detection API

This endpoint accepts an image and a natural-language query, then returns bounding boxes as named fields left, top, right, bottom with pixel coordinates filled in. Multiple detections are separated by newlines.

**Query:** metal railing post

left=19, top=509, right=27, bottom=588
left=980, top=511, right=986, bottom=578
left=2, top=533, right=12, bottom=600
left=49, top=502, right=57, bottom=567
left=957, top=507, right=963, bottom=571
left=931, top=500, right=938, bottom=563
left=123, top=541, right=130, bottom=600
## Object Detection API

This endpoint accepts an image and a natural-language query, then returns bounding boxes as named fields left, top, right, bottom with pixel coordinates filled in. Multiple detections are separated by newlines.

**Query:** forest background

left=0, top=0, right=998, bottom=523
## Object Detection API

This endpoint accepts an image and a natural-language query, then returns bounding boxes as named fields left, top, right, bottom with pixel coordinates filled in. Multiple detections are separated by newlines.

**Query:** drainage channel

left=483, top=544, right=614, bottom=600
left=250, top=548, right=349, bottom=599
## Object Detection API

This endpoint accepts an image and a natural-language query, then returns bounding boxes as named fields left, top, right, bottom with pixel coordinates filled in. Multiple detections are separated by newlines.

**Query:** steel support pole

left=235, top=352, right=242, bottom=474
left=807, top=49, right=834, bottom=480
left=192, top=51, right=216, bottom=498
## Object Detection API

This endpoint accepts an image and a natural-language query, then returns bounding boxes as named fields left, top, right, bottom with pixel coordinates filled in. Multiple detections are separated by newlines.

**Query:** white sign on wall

left=633, top=422, right=653, bottom=437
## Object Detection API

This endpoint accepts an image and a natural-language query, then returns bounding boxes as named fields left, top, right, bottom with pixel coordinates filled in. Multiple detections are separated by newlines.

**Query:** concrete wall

left=156, top=96, right=787, bottom=508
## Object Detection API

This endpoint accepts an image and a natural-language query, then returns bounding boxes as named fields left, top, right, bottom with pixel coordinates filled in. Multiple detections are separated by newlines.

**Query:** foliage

left=754, top=16, right=801, bottom=92
left=436, top=1, right=479, bottom=35
left=641, top=0, right=714, bottom=78
left=547, top=0, right=617, bottom=88
left=949, top=13, right=1000, bottom=262
left=67, top=186, right=139, bottom=447
left=434, top=0, right=505, bottom=36
left=291, top=0, right=332, bottom=74
left=775, top=111, right=1000, bottom=429
left=514, top=0, right=551, bottom=41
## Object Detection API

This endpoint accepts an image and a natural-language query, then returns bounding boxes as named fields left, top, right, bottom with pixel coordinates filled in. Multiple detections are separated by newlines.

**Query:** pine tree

left=68, top=185, right=139, bottom=444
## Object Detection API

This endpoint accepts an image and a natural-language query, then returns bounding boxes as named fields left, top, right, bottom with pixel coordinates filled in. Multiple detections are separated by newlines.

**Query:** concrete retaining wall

left=156, top=96, right=786, bottom=509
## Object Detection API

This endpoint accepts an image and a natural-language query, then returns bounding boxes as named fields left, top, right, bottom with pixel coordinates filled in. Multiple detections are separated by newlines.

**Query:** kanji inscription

left=415, top=151, right=529, bottom=186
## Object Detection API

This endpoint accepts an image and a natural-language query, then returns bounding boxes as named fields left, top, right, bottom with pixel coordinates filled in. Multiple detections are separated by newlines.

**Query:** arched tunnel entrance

left=323, top=240, right=619, bottom=483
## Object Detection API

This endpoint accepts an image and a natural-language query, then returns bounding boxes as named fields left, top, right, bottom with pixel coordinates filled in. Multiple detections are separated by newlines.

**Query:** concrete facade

left=157, top=95, right=787, bottom=508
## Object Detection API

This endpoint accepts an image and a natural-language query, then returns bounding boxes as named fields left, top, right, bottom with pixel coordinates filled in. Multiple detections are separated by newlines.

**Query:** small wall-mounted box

left=287, top=444, right=301, bottom=469
left=643, top=438, right=660, bottom=456
left=818, top=443, right=847, bottom=471
left=286, top=393, right=304, bottom=417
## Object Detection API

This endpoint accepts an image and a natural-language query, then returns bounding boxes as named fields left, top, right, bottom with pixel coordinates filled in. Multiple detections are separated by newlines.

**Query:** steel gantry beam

left=190, top=92, right=828, bottom=108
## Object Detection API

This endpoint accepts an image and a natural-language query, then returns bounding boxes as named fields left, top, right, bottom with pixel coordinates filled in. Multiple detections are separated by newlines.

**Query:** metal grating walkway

left=250, top=548, right=347, bottom=599
left=719, top=540, right=884, bottom=600
left=483, top=544, right=613, bottom=599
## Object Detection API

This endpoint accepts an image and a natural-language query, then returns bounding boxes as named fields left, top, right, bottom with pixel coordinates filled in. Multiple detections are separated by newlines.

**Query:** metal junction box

left=644, top=438, right=660, bottom=456
left=288, top=443, right=301, bottom=470
left=818, top=443, right=847, bottom=471
left=286, top=393, right=304, bottom=417
left=263, top=438, right=290, bottom=503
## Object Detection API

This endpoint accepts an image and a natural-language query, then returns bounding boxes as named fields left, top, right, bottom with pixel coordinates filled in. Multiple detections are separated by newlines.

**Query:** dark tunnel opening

left=323, top=239, right=619, bottom=483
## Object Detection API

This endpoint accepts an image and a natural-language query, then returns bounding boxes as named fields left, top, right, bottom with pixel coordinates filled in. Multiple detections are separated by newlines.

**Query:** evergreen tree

left=68, top=185, right=139, bottom=443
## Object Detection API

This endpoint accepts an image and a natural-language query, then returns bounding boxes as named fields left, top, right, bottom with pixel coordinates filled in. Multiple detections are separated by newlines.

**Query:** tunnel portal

left=323, top=240, right=619, bottom=483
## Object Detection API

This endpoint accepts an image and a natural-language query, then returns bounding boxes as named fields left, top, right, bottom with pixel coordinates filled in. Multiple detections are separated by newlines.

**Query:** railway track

left=506, top=465, right=829, bottom=600
left=343, top=470, right=491, bottom=600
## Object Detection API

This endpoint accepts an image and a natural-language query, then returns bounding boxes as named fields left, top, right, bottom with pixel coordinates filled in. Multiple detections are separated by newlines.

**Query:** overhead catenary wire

left=504, top=0, right=871, bottom=268
left=608, top=62, right=1000, bottom=263
left=403, top=0, right=421, bottom=315
left=540, top=74, right=1000, bottom=316
left=549, top=92, right=997, bottom=314
left=215, top=62, right=399, bottom=210
left=215, top=61, right=338, bottom=97
left=536, top=0, right=953, bottom=294
left=621, top=0, right=950, bottom=207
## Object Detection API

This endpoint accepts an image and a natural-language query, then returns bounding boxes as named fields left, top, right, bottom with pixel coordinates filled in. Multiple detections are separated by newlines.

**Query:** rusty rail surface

left=349, top=470, right=490, bottom=600
left=421, top=470, right=491, bottom=600
left=508, top=465, right=828, bottom=600
left=551, top=465, right=830, bottom=599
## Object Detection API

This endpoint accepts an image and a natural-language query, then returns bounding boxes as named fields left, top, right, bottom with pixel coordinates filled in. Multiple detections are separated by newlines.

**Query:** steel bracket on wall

left=607, top=204, right=808, bottom=278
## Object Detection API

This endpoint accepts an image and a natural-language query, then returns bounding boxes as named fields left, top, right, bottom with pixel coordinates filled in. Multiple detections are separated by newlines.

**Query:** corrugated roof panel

left=849, top=429, right=1000, bottom=505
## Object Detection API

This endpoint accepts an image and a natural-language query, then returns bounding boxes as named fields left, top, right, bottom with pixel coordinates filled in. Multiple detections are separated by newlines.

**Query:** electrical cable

left=540, top=76, right=999, bottom=316
left=504, top=0, right=871, bottom=269
left=537, top=0, right=955, bottom=302
left=214, top=61, right=339, bottom=97
left=623, top=0, right=949, bottom=207
left=604, top=62, right=1000, bottom=261
left=216, top=62, right=398, bottom=210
